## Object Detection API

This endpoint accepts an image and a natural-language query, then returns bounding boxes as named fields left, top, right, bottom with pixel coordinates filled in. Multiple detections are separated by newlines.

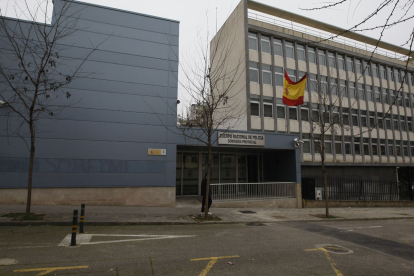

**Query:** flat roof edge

left=62, top=0, right=180, bottom=24
left=247, top=0, right=412, bottom=58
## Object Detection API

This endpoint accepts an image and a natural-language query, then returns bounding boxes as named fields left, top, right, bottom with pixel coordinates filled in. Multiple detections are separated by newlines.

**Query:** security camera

left=293, top=138, right=304, bottom=147
left=0, top=100, right=6, bottom=107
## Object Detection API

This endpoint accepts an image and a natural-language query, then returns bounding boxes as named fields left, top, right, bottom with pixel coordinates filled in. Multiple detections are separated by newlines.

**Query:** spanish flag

left=282, top=71, right=307, bottom=106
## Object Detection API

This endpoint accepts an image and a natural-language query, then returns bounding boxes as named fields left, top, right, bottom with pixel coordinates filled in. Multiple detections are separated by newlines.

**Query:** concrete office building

left=212, top=0, right=414, bottom=181
left=0, top=0, right=303, bottom=207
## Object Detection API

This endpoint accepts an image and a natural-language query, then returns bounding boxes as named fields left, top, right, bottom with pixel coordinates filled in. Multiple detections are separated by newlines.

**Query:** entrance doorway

left=247, top=155, right=260, bottom=183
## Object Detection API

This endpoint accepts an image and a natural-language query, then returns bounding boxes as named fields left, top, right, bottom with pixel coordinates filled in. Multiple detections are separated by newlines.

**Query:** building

left=211, top=0, right=414, bottom=182
left=0, top=0, right=180, bottom=206
left=0, top=0, right=302, bottom=207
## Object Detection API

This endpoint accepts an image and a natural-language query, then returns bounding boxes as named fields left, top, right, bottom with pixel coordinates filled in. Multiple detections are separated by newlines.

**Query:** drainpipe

left=396, top=167, right=400, bottom=200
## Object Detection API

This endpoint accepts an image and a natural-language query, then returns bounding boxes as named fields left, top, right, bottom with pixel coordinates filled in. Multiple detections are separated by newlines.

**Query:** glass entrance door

left=182, top=153, right=199, bottom=195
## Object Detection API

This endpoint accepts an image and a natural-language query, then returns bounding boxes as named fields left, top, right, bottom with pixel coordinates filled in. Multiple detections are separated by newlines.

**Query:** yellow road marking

left=191, top=256, right=239, bottom=276
left=13, top=265, right=88, bottom=276
left=305, top=248, right=343, bottom=276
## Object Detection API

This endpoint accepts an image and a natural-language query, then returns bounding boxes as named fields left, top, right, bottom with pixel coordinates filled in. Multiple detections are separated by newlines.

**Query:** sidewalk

left=1, top=197, right=414, bottom=226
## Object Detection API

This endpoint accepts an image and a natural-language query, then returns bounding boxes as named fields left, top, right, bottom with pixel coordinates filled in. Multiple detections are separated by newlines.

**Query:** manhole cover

left=245, top=222, right=266, bottom=226
left=239, top=210, right=256, bottom=214
left=317, top=244, right=353, bottom=254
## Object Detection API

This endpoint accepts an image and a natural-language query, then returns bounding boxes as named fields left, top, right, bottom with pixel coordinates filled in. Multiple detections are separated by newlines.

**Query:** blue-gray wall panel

left=0, top=137, right=175, bottom=160
left=56, top=2, right=177, bottom=35
left=1, top=1, right=179, bottom=190
left=0, top=172, right=171, bottom=188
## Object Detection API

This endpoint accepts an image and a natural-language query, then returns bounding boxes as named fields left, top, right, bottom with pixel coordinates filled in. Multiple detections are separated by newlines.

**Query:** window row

left=251, top=99, right=414, bottom=133
left=301, top=134, right=414, bottom=157
left=249, top=63, right=414, bottom=107
left=248, top=32, right=414, bottom=85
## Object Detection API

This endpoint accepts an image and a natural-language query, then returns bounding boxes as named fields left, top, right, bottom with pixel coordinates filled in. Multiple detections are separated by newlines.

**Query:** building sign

left=218, top=132, right=265, bottom=146
left=148, top=149, right=166, bottom=156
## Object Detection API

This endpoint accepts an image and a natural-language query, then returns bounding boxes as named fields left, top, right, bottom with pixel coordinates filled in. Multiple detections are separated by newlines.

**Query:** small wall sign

left=148, top=149, right=166, bottom=156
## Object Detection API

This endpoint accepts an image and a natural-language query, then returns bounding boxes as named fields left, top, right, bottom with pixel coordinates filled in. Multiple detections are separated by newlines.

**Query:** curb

left=0, top=216, right=414, bottom=226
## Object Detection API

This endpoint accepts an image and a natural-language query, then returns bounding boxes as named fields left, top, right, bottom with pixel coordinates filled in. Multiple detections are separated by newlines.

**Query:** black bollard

left=80, top=204, right=85, bottom=233
left=71, top=210, right=78, bottom=246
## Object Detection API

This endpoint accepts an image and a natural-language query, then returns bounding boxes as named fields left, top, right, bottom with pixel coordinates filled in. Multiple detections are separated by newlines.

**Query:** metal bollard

left=71, top=210, right=78, bottom=246
left=80, top=204, right=85, bottom=233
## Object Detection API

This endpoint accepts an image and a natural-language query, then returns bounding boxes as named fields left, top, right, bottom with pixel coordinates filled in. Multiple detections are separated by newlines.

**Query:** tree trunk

left=322, top=162, right=329, bottom=217
left=204, top=135, right=212, bottom=219
left=26, top=121, right=35, bottom=216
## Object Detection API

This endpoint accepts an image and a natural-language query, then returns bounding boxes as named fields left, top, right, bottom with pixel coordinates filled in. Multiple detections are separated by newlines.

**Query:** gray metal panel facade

left=0, top=0, right=179, bottom=188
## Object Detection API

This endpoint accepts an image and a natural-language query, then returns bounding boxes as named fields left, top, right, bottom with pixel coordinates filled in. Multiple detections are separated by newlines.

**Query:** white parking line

left=338, top=226, right=382, bottom=232
left=59, top=234, right=196, bottom=246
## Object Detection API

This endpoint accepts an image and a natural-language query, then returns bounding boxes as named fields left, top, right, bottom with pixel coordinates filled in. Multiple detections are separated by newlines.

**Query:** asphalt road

left=1, top=219, right=414, bottom=275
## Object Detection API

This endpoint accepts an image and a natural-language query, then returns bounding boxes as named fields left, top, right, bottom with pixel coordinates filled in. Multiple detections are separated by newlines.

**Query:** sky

left=1, top=0, right=412, bottom=111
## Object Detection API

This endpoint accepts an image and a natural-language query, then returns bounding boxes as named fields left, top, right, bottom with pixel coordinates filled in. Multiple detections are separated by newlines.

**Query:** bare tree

left=174, top=19, right=246, bottom=218
left=0, top=0, right=104, bottom=216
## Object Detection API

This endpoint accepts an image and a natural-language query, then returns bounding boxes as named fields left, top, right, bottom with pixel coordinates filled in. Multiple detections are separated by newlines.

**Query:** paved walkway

left=1, top=198, right=414, bottom=225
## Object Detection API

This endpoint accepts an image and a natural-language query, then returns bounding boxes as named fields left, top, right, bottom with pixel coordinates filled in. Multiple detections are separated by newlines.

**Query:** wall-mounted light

left=177, top=100, right=180, bottom=104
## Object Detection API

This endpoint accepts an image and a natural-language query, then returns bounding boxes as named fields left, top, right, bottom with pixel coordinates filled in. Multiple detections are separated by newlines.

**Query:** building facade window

left=308, top=47, right=316, bottom=63
left=366, top=85, right=373, bottom=101
left=311, top=103, right=319, bottom=122
left=356, top=59, right=362, bottom=74
left=374, top=87, right=381, bottom=102
left=388, top=141, right=394, bottom=155
left=380, top=65, right=386, bottom=79
left=404, top=92, right=410, bottom=108
left=408, top=117, right=413, bottom=131
left=339, top=80, right=347, bottom=97
left=382, top=88, right=389, bottom=104
left=330, top=78, right=337, bottom=95
left=274, top=38, right=283, bottom=56
left=332, top=106, right=340, bottom=124
left=361, top=110, right=367, bottom=127
left=276, top=98, right=285, bottom=118
left=354, top=137, right=361, bottom=155
left=335, top=136, right=342, bottom=154
left=403, top=141, right=408, bottom=156
left=297, top=44, right=305, bottom=61
left=385, top=114, right=391, bottom=129
left=411, top=141, right=414, bottom=156
left=393, top=115, right=399, bottom=131
left=347, top=57, right=354, bottom=72
left=357, top=83, right=365, bottom=100
left=302, top=133, right=311, bottom=153
left=372, top=139, right=378, bottom=155
left=364, top=61, right=371, bottom=76
left=286, top=69, right=296, bottom=81
left=380, top=139, right=386, bottom=155
left=310, top=73, right=317, bottom=92
left=249, top=62, right=259, bottom=82
left=349, top=82, right=356, bottom=98
left=369, top=111, right=375, bottom=128
left=345, top=136, right=352, bottom=154
left=289, top=107, right=298, bottom=120
left=352, top=109, right=359, bottom=126
left=325, top=136, right=332, bottom=154
left=388, top=67, right=394, bottom=82
left=248, top=32, right=257, bottom=51
left=285, top=41, right=295, bottom=59
left=262, top=64, right=272, bottom=85
left=301, top=102, right=309, bottom=121
left=263, top=101, right=273, bottom=118
left=261, top=36, right=270, bottom=53
left=342, top=108, right=350, bottom=125
left=275, top=66, right=284, bottom=86
left=377, top=112, right=384, bottom=129
left=318, top=50, right=326, bottom=66
left=250, top=100, right=260, bottom=116
left=338, top=55, right=345, bottom=70
left=321, top=76, right=328, bottom=94
left=328, top=52, right=336, bottom=68
left=372, top=64, right=379, bottom=78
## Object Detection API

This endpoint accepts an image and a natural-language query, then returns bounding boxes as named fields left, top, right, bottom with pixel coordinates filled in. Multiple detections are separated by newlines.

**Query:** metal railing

left=248, top=11, right=408, bottom=62
left=303, top=176, right=411, bottom=201
left=211, top=182, right=296, bottom=201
